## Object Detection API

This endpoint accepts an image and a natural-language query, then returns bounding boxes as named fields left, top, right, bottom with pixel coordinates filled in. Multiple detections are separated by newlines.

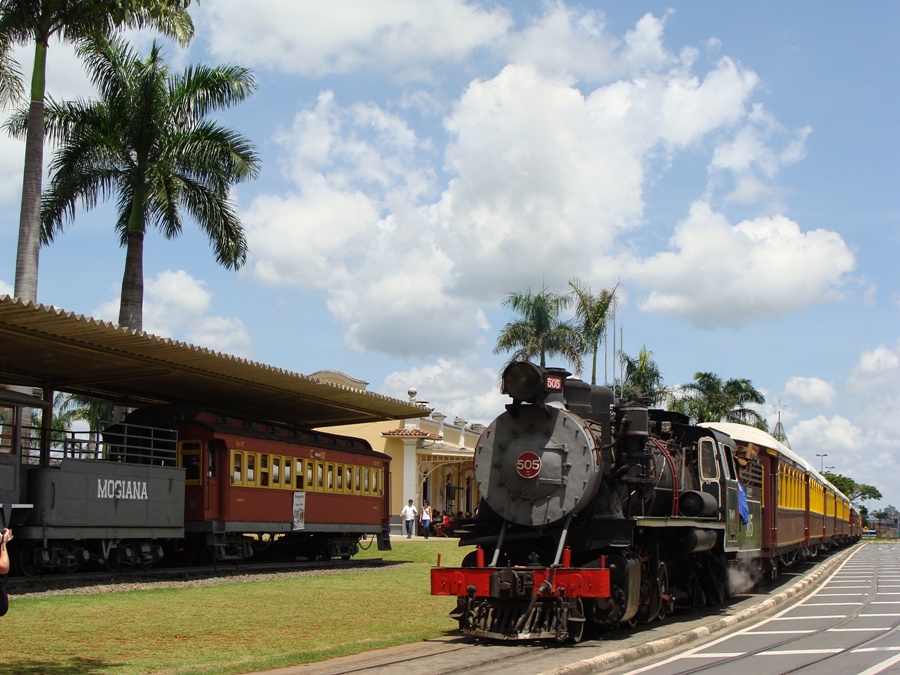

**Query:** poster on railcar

left=292, top=491, right=306, bottom=530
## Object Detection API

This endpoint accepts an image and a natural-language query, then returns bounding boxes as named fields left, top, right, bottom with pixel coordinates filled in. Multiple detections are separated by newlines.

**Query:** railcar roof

left=0, top=296, right=424, bottom=428
left=701, top=421, right=847, bottom=500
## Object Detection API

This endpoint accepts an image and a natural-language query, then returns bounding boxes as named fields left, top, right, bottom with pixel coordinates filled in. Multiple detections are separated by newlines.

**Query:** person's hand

left=1, top=529, right=12, bottom=545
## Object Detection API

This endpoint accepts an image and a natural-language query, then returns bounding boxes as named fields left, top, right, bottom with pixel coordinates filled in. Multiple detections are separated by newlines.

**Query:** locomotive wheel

left=14, top=541, right=42, bottom=577
left=568, top=599, right=585, bottom=643
left=637, top=563, right=661, bottom=624
left=65, top=544, right=82, bottom=573
left=104, top=553, right=121, bottom=572
left=657, top=563, right=673, bottom=621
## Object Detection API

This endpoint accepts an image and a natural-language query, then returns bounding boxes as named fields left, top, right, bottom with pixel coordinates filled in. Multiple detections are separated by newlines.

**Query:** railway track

left=7, top=557, right=394, bottom=597
left=258, top=548, right=860, bottom=675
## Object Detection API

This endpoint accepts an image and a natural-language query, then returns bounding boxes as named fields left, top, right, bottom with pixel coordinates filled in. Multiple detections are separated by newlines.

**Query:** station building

left=311, top=371, right=482, bottom=534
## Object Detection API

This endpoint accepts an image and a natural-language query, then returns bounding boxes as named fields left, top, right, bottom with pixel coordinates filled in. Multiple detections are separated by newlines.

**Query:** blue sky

left=0, top=2, right=897, bottom=511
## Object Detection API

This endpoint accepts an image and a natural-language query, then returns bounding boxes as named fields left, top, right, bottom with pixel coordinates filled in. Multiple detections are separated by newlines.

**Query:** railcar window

left=260, top=454, right=270, bottom=487
left=345, top=466, right=353, bottom=492
left=307, top=461, right=314, bottom=490
left=721, top=445, right=737, bottom=480
left=180, top=449, right=202, bottom=484
left=272, top=457, right=281, bottom=486
left=282, top=457, right=291, bottom=488
left=233, top=452, right=243, bottom=484
left=699, top=439, right=718, bottom=480
left=295, top=459, right=304, bottom=489
left=364, top=468, right=371, bottom=494
left=0, top=404, right=13, bottom=454
left=355, top=467, right=362, bottom=495
left=337, top=464, right=344, bottom=491
left=373, top=469, right=381, bottom=495
left=316, top=462, right=324, bottom=490
left=326, top=463, right=335, bottom=491
left=247, top=454, right=256, bottom=485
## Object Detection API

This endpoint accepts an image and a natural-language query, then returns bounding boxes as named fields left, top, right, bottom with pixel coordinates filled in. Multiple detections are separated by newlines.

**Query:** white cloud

left=845, top=342, right=900, bottom=453
left=783, top=342, right=900, bottom=505
left=187, top=316, right=253, bottom=358
left=789, top=415, right=862, bottom=457
left=196, top=0, right=511, bottom=79
left=633, top=202, right=855, bottom=325
left=709, top=103, right=812, bottom=205
left=236, top=9, right=853, bottom=357
left=659, top=56, right=759, bottom=148
left=782, top=376, right=836, bottom=409
left=505, top=3, right=620, bottom=81
left=381, top=356, right=505, bottom=425
left=142, top=270, right=212, bottom=336
left=90, top=270, right=252, bottom=357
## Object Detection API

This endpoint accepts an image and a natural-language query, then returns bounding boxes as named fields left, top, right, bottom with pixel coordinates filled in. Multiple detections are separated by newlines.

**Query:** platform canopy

left=0, top=295, right=425, bottom=428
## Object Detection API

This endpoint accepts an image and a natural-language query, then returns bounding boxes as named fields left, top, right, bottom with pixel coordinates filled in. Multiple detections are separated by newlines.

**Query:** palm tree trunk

left=118, top=229, right=145, bottom=331
left=13, top=41, right=48, bottom=303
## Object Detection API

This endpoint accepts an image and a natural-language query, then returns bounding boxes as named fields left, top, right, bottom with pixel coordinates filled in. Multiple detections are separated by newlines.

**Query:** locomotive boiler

left=431, top=361, right=857, bottom=642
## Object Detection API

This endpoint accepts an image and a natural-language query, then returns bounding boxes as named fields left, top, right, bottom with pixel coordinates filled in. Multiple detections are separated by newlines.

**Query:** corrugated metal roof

left=0, top=295, right=422, bottom=427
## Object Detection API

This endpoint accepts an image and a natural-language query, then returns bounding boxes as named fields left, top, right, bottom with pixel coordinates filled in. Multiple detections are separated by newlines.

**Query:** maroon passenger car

left=131, top=405, right=392, bottom=562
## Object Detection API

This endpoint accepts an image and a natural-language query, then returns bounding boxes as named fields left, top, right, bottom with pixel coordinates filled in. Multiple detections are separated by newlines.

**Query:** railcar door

left=718, top=439, right=741, bottom=551
left=206, top=438, right=227, bottom=521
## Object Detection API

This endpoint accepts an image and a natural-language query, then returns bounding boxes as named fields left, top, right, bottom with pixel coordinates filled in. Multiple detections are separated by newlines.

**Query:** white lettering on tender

left=97, top=479, right=149, bottom=500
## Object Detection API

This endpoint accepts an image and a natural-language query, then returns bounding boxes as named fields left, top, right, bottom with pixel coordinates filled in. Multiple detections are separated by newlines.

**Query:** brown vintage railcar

left=173, top=408, right=392, bottom=561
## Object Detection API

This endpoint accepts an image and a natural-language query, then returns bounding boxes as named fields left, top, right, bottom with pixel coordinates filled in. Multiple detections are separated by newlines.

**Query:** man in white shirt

left=400, top=499, right=418, bottom=538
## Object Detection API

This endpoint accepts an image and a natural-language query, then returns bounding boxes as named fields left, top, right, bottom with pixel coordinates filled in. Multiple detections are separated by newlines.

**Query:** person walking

left=421, top=500, right=432, bottom=539
left=400, top=499, right=418, bottom=538
left=0, top=528, right=12, bottom=616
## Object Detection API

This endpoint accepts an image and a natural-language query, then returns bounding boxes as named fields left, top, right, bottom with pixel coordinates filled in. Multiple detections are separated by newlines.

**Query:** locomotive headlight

left=502, top=361, right=546, bottom=403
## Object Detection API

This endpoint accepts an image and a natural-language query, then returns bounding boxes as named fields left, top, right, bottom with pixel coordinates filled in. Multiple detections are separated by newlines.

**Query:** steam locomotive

left=431, top=361, right=859, bottom=642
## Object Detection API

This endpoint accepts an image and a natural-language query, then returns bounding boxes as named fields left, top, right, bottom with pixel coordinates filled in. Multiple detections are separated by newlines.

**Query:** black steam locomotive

left=431, top=361, right=858, bottom=642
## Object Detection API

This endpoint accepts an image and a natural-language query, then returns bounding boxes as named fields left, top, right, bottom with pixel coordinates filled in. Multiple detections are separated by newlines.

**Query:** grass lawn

left=3, top=539, right=471, bottom=675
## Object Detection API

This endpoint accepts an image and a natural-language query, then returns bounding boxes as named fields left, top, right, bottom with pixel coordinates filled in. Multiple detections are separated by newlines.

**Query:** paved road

left=602, top=542, right=900, bottom=675
left=255, top=544, right=883, bottom=675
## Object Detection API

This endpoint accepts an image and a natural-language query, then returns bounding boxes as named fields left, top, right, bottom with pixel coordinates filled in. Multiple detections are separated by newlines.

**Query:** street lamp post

left=816, top=453, right=828, bottom=472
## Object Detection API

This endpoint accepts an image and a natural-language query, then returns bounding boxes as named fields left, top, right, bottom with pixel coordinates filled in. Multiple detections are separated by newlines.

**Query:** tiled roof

left=382, top=428, right=442, bottom=440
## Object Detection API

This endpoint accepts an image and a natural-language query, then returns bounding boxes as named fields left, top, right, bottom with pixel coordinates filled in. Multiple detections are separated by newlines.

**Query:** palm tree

left=668, top=371, right=766, bottom=428
left=27, top=34, right=259, bottom=331
left=620, top=345, right=664, bottom=404
left=0, top=0, right=193, bottom=303
left=56, top=392, right=115, bottom=455
left=493, top=287, right=584, bottom=372
left=0, top=27, right=22, bottom=108
left=568, top=278, right=617, bottom=385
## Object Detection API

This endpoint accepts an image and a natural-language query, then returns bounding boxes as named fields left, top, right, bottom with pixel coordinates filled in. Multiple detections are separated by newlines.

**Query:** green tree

left=568, top=278, right=617, bottom=385
left=494, top=287, right=584, bottom=372
left=620, top=345, right=664, bottom=404
left=668, top=371, right=766, bottom=427
left=23, top=34, right=259, bottom=331
left=0, top=0, right=193, bottom=303
left=822, top=471, right=882, bottom=504
left=56, top=392, right=115, bottom=455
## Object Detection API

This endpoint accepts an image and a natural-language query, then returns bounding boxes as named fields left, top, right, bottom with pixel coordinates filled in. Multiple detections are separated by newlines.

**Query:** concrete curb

left=539, top=545, right=859, bottom=675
